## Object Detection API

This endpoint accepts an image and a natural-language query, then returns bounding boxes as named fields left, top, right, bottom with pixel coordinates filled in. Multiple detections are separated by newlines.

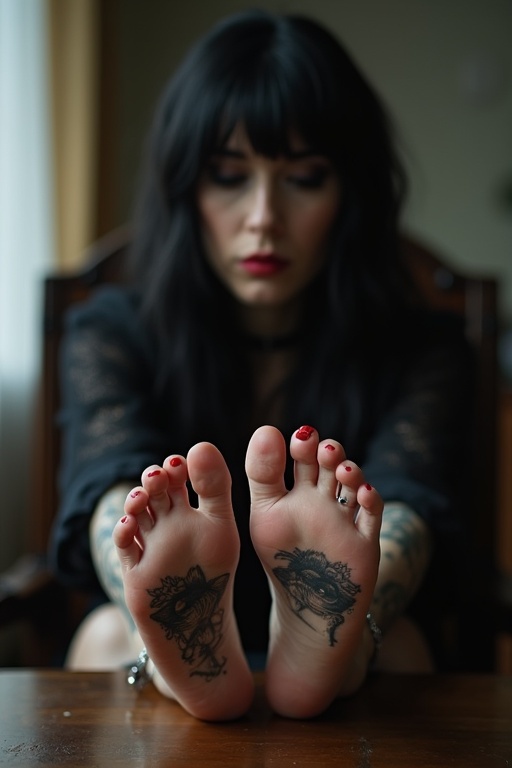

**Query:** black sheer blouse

left=49, top=285, right=474, bottom=653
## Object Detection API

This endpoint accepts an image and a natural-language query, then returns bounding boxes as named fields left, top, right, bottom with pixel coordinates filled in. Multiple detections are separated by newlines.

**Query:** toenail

left=148, top=470, right=161, bottom=477
left=130, top=490, right=141, bottom=498
left=170, top=457, right=182, bottom=467
left=120, top=515, right=128, bottom=524
left=365, top=483, right=372, bottom=491
left=325, top=444, right=335, bottom=451
left=344, top=465, right=352, bottom=472
left=296, top=425, right=315, bottom=441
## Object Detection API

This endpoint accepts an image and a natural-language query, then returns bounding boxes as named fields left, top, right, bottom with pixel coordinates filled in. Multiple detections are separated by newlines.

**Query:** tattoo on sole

left=147, top=565, right=229, bottom=681
left=272, top=548, right=361, bottom=646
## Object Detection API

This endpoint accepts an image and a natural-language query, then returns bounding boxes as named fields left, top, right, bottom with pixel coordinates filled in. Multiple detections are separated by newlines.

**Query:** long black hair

left=129, top=9, right=417, bottom=458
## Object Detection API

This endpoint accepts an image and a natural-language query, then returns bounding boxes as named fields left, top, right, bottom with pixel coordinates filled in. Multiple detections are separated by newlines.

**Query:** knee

left=65, top=603, right=133, bottom=670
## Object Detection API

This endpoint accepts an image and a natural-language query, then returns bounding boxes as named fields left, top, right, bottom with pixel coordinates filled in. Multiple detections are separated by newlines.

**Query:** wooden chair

left=0, top=227, right=504, bottom=670
left=402, top=235, right=500, bottom=671
left=0, top=226, right=131, bottom=665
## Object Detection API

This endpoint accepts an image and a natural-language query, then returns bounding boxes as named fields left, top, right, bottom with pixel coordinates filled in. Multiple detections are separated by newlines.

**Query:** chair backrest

left=31, top=228, right=499, bottom=669
left=402, top=235, right=498, bottom=564
left=401, top=235, right=499, bottom=671
left=31, top=226, right=131, bottom=556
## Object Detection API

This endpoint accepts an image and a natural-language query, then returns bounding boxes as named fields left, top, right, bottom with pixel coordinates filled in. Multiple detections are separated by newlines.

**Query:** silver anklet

left=366, top=612, right=382, bottom=660
left=126, top=648, right=152, bottom=689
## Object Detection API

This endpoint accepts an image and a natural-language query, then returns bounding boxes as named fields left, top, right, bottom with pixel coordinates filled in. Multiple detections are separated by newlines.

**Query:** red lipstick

left=240, top=253, right=288, bottom=276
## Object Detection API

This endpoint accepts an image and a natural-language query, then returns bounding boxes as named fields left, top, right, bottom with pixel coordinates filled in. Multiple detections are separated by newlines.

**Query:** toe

left=141, top=465, right=171, bottom=526
left=123, top=485, right=154, bottom=536
left=290, top=425, right=320, bottom=485
left=354, top=483, right=384, bottom=540
left=335, top=462, right=364, bottom=511
left=113, top=514, right=141, bottom=570
left=163, top=454, right=188, bottom=485
left=316, top=440, right=346, bottom=496
left=163, top=454, right=190, bottom=507
left=124, top=486, right=148, bottom=515
left=246, top=425, right=288, bottom=507
left=187, top=442, right=233, bottom=519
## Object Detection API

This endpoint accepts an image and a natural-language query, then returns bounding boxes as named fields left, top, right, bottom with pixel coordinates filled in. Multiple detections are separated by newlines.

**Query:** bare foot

left=246, top=425, right=383, bottom=718
left=113, top=442, right=254, bottom=721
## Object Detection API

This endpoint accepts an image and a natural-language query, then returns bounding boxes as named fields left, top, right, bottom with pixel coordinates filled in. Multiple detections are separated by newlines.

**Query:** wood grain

left=1, top=670, right=510, bottom=767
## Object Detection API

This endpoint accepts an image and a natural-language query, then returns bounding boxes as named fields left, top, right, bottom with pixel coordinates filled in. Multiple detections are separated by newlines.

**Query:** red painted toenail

left=148, top=470, right=161, bottom=477
left=365, top=483, right=372, bottom=491
left=130, top=490, right=141, bottom=498
left=120, top=515, right=128, bottom=524
left=325, top=444, right=335, bottom=451
left=344, top=465, right=352, bottom=472
left=170, top=457, right=182, bottom=467
left=296, top=425, right=315, bottom=441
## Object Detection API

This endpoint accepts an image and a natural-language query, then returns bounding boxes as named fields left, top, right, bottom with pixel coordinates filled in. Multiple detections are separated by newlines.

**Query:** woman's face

left=196, top=124, right=341, bottom=323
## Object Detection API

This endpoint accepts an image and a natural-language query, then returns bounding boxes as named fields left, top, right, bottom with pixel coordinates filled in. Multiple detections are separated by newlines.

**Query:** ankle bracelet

left=126, top=648, right=152, bottom=689
left=366, top=613, right=382, bottom=661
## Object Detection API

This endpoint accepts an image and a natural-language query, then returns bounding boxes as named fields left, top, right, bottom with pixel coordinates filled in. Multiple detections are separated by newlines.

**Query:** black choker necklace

left=244, top=330, right=301, bottom=352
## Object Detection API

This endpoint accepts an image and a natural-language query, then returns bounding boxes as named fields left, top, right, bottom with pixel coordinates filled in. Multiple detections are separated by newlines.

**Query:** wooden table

left=0, top=670, right=510, bottom=767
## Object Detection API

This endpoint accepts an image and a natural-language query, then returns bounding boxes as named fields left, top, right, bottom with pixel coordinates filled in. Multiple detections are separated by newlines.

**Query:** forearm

left=339, top=502, right=432, bottom=690
left=89, top=482, right=134, bottom=610
left=371, top=502, right=433, bottom=633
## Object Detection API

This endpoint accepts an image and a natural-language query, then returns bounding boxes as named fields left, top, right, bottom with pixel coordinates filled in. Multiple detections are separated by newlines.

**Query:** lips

left=240, top=254, right=288, bottom=277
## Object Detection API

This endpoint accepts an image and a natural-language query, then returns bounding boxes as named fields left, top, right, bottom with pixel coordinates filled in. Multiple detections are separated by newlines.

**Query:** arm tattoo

left=272, top=548, right=360, bottom=646
left=380, top=504, right=431, bottom=576
left=371, top=503, right=432, bottom=630
left=148, top=565, right=229, bottom=681
left=373, top=581, right=410, bottom=620
left=90, top=484, right=132, bottom=609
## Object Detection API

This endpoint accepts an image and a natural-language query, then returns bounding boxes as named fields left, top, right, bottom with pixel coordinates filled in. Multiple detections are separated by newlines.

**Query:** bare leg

left=247, top=425, right=382, bottom=719
left=65, top=603, right=134, bottom=670
left=113, top=443, right=254, bottom=721
left=67, top=481, right=135, bottom=671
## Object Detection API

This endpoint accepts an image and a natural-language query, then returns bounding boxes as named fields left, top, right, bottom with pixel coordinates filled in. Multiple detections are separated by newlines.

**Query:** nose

left=245, top=179, right=280, bottom=235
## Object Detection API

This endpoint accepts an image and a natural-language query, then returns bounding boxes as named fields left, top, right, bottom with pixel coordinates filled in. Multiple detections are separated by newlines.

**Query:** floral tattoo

left=273, top=548, right=361, bottom=646
left=147, top=565, right=229, bottom=680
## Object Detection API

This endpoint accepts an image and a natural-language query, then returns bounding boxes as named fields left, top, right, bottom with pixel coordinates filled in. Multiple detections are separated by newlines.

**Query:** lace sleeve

left=362, top=317, right=474, bottom=537
left=50, top=286, right=169, bottom=589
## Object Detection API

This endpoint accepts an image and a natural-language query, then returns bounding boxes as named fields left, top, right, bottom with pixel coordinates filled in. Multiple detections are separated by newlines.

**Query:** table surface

left=0, top=669, right=511, bottom=767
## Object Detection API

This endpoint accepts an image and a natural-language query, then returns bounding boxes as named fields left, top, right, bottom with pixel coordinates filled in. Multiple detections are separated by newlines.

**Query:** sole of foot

left=246, top=425, right=383, bottom=718
left=114, top=441, right=254, bottom=721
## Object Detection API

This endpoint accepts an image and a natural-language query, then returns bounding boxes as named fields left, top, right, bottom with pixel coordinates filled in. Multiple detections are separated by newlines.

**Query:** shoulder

left=63, top=284, right=152, bottom=359
left=65, top=284, right=139, bottom=328
left=399, top=309, right=475, bottom=396
left=396, top=306, right=470, bottom=355
left=416, top=309, right=472, bottom=363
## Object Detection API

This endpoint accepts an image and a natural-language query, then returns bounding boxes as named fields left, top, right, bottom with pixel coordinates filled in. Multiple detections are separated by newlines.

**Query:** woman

left=50, top=9, right=471, bottom=721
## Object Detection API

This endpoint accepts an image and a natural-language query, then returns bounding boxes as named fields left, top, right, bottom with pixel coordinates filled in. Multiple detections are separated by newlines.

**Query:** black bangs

left=151, top=9, right=395, bottom=197
left=219, top=74, right=293, bottom=157
left=212, top=42, right=339, bottom=158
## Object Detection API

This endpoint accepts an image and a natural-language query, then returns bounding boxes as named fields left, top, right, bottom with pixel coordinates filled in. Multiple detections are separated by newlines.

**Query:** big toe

left=245, top=425, right=287, bottom=506
left=187, top=441, right=233, bottom=518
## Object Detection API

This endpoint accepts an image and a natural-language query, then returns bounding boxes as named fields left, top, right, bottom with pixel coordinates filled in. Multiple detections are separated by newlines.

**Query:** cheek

left=294, top=202, right=339, bottom=246
left=198, top=201, right=230, bottom=257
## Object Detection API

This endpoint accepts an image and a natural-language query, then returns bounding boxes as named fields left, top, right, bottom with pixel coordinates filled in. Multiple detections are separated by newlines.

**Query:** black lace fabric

left=53, top=287, right=171, bottom=590
left=49, top=285, right=473, bottom=610
left=363, top=333, right=473, bottom=531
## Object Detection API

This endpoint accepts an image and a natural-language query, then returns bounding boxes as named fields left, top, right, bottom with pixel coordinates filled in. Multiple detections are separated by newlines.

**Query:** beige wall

left=114, top=0, right=512, bottom=323
left=50, top=0, right=100, bottom=267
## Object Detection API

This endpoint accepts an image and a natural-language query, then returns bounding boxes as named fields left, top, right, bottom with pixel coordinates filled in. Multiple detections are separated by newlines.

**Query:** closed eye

left=206, top=164, right=247, bottom=187
left=287, top=168, right=331, bottom=189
